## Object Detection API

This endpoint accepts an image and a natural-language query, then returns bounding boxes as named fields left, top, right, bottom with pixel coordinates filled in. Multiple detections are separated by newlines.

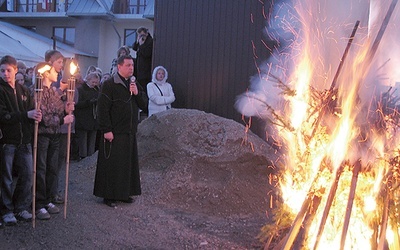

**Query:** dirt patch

left=1, top=109, right=277, bottom=249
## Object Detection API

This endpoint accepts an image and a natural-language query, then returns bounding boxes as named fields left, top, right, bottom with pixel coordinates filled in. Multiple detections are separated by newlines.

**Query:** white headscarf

left=151, top=66, right=168, bottom=85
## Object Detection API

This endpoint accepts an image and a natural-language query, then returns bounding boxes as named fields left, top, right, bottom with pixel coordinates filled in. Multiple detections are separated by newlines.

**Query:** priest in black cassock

left=93, top=55, right=148, bottom=207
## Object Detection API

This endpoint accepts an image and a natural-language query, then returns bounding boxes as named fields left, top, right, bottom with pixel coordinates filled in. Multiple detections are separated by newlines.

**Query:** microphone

left=130, top=76, right=136, bottom=95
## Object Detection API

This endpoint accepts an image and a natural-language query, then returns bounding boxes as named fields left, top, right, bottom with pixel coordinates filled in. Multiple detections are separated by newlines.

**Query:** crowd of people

left=0, top=26, right=176, bottom=226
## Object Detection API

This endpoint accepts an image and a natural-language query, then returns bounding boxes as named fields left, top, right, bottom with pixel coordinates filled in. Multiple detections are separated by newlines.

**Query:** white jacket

left=147, top=66, right=176, bottom=116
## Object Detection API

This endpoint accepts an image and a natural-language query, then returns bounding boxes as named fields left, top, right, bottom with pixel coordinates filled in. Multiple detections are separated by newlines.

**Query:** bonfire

left=236, top=0, right=400, bottom=249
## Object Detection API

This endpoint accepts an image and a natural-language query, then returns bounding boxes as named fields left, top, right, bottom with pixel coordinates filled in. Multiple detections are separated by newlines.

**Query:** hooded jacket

left=0, top=79, right=34, bottom=144
left=147, top=66, right=176, bottom=117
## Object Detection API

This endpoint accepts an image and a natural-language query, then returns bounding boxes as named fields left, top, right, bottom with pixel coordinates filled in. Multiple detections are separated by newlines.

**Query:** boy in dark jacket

left=0, top=55, right=42, bottom=225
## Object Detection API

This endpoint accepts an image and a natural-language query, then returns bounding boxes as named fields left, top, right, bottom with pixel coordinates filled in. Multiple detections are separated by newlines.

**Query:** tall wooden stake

left=340, top=160, right=361, bottom=250
left=32, top=120, right=39, bottom=228
left=32, top=74, right=43, bottom=228
left=313, top=165, right=344, bottom=250
left=64, top=71, right=76, bottom=219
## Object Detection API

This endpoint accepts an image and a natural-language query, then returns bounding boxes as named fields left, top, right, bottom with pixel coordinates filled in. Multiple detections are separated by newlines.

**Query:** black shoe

left=120, top=197, right=134, bottom=203
left=103, top=199, right=117, bottom=208
left=51, top=195, right=64, bottom=204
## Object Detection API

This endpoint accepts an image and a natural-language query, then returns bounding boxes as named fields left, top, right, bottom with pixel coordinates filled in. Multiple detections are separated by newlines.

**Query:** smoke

left=236, top=0, right=400, bottom=127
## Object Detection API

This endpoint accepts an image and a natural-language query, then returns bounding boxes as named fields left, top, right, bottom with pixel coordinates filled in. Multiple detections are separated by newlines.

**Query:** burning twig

left=339, top=160, right=362, bottom=250
left=248, top=95, right=295, bottom=132
left=310, top=20, right=360, bottom=139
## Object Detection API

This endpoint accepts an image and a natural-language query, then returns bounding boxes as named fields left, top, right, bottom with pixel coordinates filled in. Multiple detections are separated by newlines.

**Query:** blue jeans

left=36, top=134, right=60, bottom=209
left=0, top=144, right=33, bottom=215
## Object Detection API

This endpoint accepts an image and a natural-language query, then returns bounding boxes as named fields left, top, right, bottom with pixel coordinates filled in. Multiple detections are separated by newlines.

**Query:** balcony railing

left=15, top=0, right=72, bottom=13
left=8, top=0, right=146, bottom=14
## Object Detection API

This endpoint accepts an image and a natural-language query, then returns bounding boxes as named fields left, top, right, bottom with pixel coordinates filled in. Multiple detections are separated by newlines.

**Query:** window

left=129, top=0, right=146, bottom=14
left=53, top=27, right=75, bottom=46
left=124, top=29, right=137, bottom=48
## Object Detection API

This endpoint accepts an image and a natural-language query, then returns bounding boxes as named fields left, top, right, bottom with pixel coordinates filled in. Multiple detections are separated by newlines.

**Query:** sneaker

left=36, top=208, right=50, bottom=220
left=51, top=195, right=64, bottom=204
left=2, top=213, right=17, bottom=226
left=45, top=203, right=60, bottom=214
left=16, top=210, right=32, bottom=222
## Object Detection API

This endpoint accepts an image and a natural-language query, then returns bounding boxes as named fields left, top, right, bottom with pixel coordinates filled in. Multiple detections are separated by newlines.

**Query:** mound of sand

left=137, top=109, right=277, bottom=216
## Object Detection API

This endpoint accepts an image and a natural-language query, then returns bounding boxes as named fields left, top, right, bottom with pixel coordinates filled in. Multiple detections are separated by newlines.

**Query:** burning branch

left=340, top=160, right=362, bottom=250
left=309, top=20, right=360, bottom=140
left=312, top=164, right=344, bottom=250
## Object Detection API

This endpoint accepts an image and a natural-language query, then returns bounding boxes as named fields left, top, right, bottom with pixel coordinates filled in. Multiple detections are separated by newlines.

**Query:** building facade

left=0, top=0, right=154, bottom=75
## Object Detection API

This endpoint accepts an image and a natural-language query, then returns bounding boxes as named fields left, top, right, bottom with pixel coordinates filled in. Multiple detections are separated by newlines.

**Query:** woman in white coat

left=147, top=66, right=175, bottom=116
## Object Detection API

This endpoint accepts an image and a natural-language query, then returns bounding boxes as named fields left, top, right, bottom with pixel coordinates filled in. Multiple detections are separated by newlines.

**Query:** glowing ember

left=237, top=0, right=400, bottom=249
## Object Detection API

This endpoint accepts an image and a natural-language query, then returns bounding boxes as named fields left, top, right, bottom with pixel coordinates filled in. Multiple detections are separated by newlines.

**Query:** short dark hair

left=45, top=50, right=64, bottom=63
left=0, top=55, right=18, bottom=68
left=117, top=55, right=133, bottom=65
left=117, top=46, right=130, bottom=57
left=137, top=27, right=149, bottom=34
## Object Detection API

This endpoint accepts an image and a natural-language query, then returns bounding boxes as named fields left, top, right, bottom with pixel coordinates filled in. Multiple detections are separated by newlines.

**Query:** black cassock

left=93, top=73, right=147, bottom=200
left=94, top=133, right=141, bottom=200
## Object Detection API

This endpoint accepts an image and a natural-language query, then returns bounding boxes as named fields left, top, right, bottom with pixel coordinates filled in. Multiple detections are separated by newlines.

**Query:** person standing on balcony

left=132, top=27, right=153, bottom=96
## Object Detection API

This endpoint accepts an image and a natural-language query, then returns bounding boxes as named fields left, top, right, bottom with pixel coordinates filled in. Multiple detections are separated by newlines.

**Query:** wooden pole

left=32, top=75, right=43, bottom=228
left=64, top=122, right=72, bottom=219
left=313, top=165, right=344, bottom=250
left=377, top=188, right=390, bottom=250
left=294, top=193, right=323, bottom=249
left=281, top=164, right=328, bottom=250
left=310, top=20, right=360, bottom=139
left=64, top=72, right=75, bottom=219
left=340, top=160, right=361, bottom=250
left=32, top=121, right=38, bottom=228
left=281, top=194, right=313, bottom=250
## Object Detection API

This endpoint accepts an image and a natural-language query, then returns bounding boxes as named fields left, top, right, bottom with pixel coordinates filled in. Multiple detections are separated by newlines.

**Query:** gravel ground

left=1, top=109, right=276, bottom=249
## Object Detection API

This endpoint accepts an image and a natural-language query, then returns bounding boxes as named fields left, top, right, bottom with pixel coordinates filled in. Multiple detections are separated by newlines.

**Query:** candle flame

left=37, top=65, right=51, bottom=75
left=69, top=61, right=78, bottom=75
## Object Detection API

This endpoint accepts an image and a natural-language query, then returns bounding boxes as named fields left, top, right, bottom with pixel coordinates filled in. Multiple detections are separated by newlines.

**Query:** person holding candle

left=0, top=55, right=42, bottom=225
left=34, top=61, right=74, bottom=220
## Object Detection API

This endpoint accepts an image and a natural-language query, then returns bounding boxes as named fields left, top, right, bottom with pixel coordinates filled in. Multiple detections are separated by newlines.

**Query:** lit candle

left=67, top=61, right=78, bottom=103
left=35, top=65, right=51, bottom=109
